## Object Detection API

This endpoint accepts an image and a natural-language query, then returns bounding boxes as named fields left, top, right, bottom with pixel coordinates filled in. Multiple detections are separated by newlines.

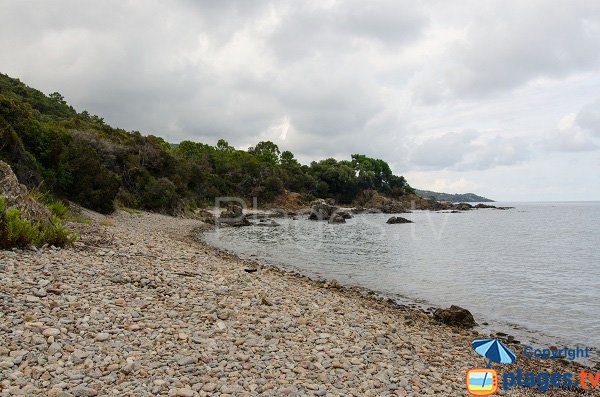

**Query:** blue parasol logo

left=471, top=338, right=517, bottom=367
left=466, top=338, right=517, bottom=395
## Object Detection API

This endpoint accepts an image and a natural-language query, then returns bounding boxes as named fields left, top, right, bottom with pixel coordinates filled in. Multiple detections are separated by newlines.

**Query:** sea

left=204, top=202, right=600, bottom=359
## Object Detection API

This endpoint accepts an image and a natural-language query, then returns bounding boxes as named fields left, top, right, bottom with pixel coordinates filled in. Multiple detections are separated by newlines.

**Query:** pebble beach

left=0, top=211, right=597, bottom=396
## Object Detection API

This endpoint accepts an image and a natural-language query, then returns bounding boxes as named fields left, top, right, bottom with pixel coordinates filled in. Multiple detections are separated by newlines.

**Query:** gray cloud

left=576, top=99, right=600, bottom=137
left=412, top=1, right=600, bottom=103
left=541, top=100, right=600, bottom=152
left=409, top=131, right=529, bottom=170
left=1, top=0, right=599, bottom=199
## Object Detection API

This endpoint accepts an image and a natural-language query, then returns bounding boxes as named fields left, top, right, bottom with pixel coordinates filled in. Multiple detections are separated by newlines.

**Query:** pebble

left=70, top=385, right=98, bottom=396
left=174, top=388, right=194, bottom=397
left=94, top=333, right=110, bottom=342
left=42, top=328, right=61, bottom=337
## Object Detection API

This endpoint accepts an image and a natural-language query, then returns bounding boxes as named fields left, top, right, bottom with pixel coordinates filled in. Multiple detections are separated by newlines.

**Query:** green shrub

left=41, top=215, right=77, bottom=246
left=47, top=200, right=68, bottom=219
left=142, top=177, right=180, bottom=213
left=3, top=207, right=42, bottom=248
left=0, top=197, right=76, bottom=249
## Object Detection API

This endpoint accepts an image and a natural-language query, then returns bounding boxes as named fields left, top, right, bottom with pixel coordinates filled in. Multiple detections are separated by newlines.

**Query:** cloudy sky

left=2, top=0, right=600, bottom=201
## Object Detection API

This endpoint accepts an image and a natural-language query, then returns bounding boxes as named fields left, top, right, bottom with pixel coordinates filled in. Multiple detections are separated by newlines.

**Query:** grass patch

left=99, top=218, right=114, bottom=227
left=120, top=206, right=137, bottom=215
left=65, top=212, right=92, bottom=224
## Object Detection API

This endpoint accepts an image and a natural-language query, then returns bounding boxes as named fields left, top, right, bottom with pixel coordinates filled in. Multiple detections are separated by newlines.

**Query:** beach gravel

left=0, top=211, right=596, bottom=396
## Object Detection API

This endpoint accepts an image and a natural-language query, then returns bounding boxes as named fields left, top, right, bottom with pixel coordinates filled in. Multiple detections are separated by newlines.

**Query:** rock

left=433, top=305, right=477, bottom=328
left=454, top=203, right=473, bottom=211
left=26, top=295, right=40, bottom=302
left=386, top=216, right=413, bottom=224
left=175, top=388, right=195, bottom=397
left=33, top=288, right=47, bottom=297
left=259, top=291, right=273, bottom=306
left=217, top=202, right=253, bottom=226
left=217, top=309, right=232, bottom=320
left=0, top=160, right=52, bottom=224
left=202, top=383, right=217, bottom=392
left=94, top=332, right=110, bottom=342
left=218, top=210, right=251, bottom=227
left=195, top=209, right=216, bottom=225
left=176, top=355, right=197, bottom=366
left=328, top=213, right=346, bottom=224
left=70, top=385, right=98, bottom=397
left=379, top=201, right=409, bottom=214
left=255, top=219, right=280, bottom=227
left=308, top=202, right=338, bottom=221
left=339, top=211, right=352, bottom=219
left=48, top=342, right=62, bottom=354
left=42, top=328, right=61, bottom=337
left=0, top=360, right=14, bottom=368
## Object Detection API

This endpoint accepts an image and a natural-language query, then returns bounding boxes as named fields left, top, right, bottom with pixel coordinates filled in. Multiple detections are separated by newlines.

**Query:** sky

left=1, top=0, right=600, bottom=201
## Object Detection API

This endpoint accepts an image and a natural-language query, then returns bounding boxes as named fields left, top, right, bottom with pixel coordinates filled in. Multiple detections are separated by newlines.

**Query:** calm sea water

left=204, top=202, right=600, bottom=352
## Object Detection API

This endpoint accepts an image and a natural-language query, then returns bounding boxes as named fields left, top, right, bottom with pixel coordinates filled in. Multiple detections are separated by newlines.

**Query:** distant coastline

left=414, top=189, right=494, bottom=203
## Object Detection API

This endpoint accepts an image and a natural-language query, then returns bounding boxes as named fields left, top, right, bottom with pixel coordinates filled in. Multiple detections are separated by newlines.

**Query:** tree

left=216, top=139, right=234, bottom=152
left=248, top=141, right=280, bottom=165
left=280, top=150, right=299, bottom=167
left=58, top=138, right=120, bottom=214
left=49, top=92, right=66, bottom=104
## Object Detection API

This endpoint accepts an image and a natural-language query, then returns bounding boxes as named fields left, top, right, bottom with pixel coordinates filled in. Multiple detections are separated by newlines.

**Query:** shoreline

left=0, top=211, right=597, bottom=396
left=201, top=211, right=599, bottom=367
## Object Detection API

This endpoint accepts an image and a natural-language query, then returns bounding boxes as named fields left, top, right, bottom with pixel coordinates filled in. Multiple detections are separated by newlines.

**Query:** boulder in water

left=328, top=213, right=346, bottom=224
left=433, top=305, right=476, bottom=328
left=308, top=202, right=338, bottom=221
left=386, top=216, right=413, bottom=224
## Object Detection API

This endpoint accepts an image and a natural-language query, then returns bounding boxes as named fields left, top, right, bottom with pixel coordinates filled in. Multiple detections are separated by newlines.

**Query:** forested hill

left=0, top=73, right=414, bottom=214
left=414, top=189, right=493, bottom=203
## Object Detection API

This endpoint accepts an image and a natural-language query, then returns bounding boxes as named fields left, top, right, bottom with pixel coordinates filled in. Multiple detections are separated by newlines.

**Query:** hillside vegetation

left=0, top=73, right=414, bottom=214
left=414, top=189, right=493, bottom=203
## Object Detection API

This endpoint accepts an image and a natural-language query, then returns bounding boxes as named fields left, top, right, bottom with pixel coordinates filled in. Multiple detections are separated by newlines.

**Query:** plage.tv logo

left=466, top=339, right=599, bottom=395
left=466, top=338, right=517, bottom=396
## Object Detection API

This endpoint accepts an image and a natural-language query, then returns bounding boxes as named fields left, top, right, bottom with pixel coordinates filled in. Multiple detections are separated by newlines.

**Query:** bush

left=0, top=196, right=76, bottom=249
left=1, top=206, right=42, bottom=248
left=47, top=200, right=68, bottom=219
left=42, top=215, right=77, bottom=246
left=142, top=177, right=180, bottom=213
left=58, top=138, right=120, bottom=214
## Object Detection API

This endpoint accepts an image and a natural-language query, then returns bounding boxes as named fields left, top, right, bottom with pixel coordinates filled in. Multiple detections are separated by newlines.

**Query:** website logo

left=467, top=339, right=598, bottom=394
left=466, top=338, right=516, bottom=396
left=466, top=368, right=498, bottom=396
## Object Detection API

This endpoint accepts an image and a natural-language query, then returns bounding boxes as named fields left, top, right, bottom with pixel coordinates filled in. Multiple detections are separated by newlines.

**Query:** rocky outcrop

left=338, top=211, right=352, bottom=219
left=386, top=216, right=413, bottom=224
left=218, top=205, right=251, bottom=227
left=328, top=213, right=346, bottom=224
left=308, top=202, right=338, bottom=221
left=379, top=201, right=410, bottom=214
left=353, top=190, right=411, bottom=214
left=0, top=161, right=52, bottom=224
left=433, top=305, right=476, bottom=328
left=194, top=209, right=216, bottom=225
left=454, top=203, right=473, bottom=211
left=255, top=219, right=280, bottom=227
